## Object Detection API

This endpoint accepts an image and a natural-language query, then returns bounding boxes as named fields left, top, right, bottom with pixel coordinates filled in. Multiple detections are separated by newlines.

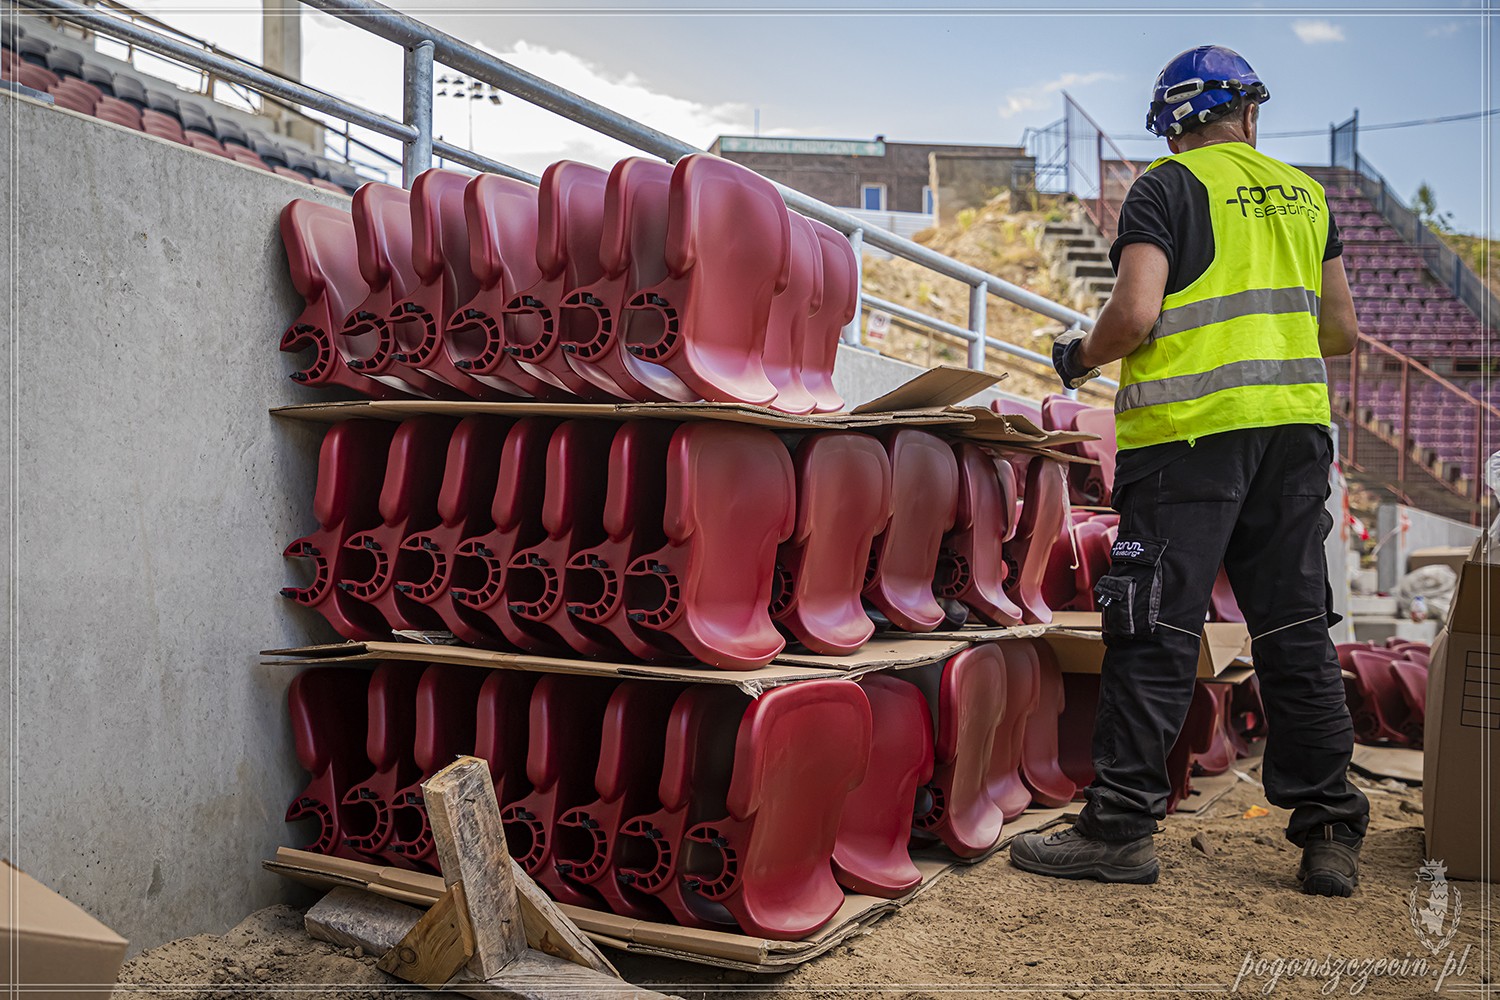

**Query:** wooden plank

left=376, top=881, right=476, bottom=987
left=305, top=886, right=421, bottom=952
left=422, top=756, right=529, bottom=978
left=508, top=857, right=618, bottom=976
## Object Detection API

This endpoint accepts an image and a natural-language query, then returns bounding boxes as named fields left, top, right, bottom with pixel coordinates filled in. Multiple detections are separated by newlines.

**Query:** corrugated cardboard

left=1406, top=546, right=1473, bottom=579
left=1, top=861, right=128, bottom=1000
left=1043, top=617, right=1252, bottom=679
left=267, top=807, right=1071, bottom=972
left=1423, top=537, right=1498, bottom=881
left=262, top=636, right=966, bottom=696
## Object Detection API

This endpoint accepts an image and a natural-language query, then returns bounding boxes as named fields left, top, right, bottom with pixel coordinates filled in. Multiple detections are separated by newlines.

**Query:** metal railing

left=14, top=0, right=1115, bottom=392
left=1328, top=333, right=1498, bottom=523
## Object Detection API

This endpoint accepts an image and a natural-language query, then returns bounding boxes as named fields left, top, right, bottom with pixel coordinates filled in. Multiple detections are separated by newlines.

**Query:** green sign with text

left=719, top=136, right=886, bottom=157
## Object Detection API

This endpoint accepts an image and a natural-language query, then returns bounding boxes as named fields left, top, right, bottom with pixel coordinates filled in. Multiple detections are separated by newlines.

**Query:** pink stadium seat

left=564, top=157, right=695, bottom=402
left=385, top=664, right=487, bottom=870
left=503, top=420, right=622, bottom=657
left=1191, top=683, right=1238, bottom=776
left=761, top=211, right=823, bottom=414
left=19, top=62, right=59, bottom=92
left=614, top=685, right=748, bottom=929
left=339, top=416, right=458, bottom=632
left=1210, top=566, right=1244, bottom=621
left=141, top=108, right=185, bottom=142
left=1020, top=639, right=1076, bottom=807
left=341, top=182, right=460, bottom=397
left=48, top=82, right=95, bottom=115
left=311, top=177, right=346, bottom=194
left=1042, top=518, right=1111, bottom=612
left=803, top=219, right=857, bottom=413
left=937, top=442, right=1024, bottom=626
left=910, top=643, right=1008, bottom=858
left=474, top=670, right=538, bottom=811
left=185, top=131, right=227, bottom=157
left=1344, top=648, right=1413, bottom=745
left=771, top=432, right=892, bottom=655
left=387, top=169, right=502, bottom=400
left=445, top=172, right=568, bottom=399
left=1057, top=670, right=1100, bottom=792
left=680, top=680, right=871, bottom=939
left=1166, top=682, right=1217, bottom=813
left=392, top=416, right=511, bottom=646
left=339, top=665, right=422, bottom=861
left=281, top=420, right=395, bottom=639
left=498, top=160, right=617, bottom=399
left=622, top=153, right=791, bottom=405
left=229, top=145, right=271, bottom=171
left=285, top=667, right=371, bottom=860
left=501, top=675, right=618, bottom=906
left=833, top=674, right=933, bottom=897
left=280, top=200, right=413, bottom=398
left=552, top=681, right=681, bottom=915
left=1072, top=407, right=1117, bottom=504
left=451, top=418, right=561, bottom=652
left=1003, top=457, right=1068, bottom=624
left=624, top=423, right=796, bottom=669
left=1391, top=660, right=1427, bottom=746
left=863, top=429, right=960, bottom=632
left=560, top=420, right=680, bottom=662
left=986, top=640, right=1041, bottom=822
left=1041, top=394, right=1090, bottom=434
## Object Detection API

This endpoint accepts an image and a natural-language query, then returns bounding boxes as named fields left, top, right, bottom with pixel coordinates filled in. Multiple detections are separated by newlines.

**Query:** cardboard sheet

left=1045, top=620, right=1252, bottom=679
left=266, top=807, right=1071, bottom=973
left=263, top=636, right=967, bottom=695
left=1351, top=745, right=1424, bottom=784
left=1, top=861, right=129, bottom=1000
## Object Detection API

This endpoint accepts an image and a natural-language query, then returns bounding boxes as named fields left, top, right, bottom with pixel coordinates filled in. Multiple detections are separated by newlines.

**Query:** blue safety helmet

left=1146, top=45, right=1270, bottom=137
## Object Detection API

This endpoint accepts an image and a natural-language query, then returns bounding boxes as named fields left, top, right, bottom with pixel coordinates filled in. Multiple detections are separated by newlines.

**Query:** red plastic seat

left=771, top=432, right=892, bottom=655
left=1166, top=682, right=1217, bottom=812
left=339, top=664, right=422, bottom=861
left=560, top=157, right=694, bottom=402
left=285, top=667, right=371, bottom=859
left=937, top=443, right=1024, bottom=626
left=497, top=161, right=617, bottom=399
left=185, top=131, right=227, bottom=157
left=863, top=429, right=960, bottom=632
left=339, top=416, right=458, bottom=632
left=340, top=182, right=460, bottom=398
left=802, top=219, right=856, bottom=413
left=1020, top=639, right=1077, bottom=807
left=1057, top=670, right=1100, bottom=792
left=503, top=420, right=622, bottom=656
left=1042, top=518, right=1112, bottom=612
left=229, top=145, right=271, bottom=171
left=1391, top=660, right=1427, bottom=746
left=624, top=423, right=796, bottom=669
left=833, top=674, right=932, bottom=897
left=552, top=681, right=682, bottom=916
left=622, top=153, right=791, bottom=405
left=474, top=670, right=539, bottom=810
left=1190, top=683, right=1238, bottom=776
left=281, top=420, right=395, bottom=639
left=444, top=173, right=567, bottom=399
left=761, top=212, right=823, bottom=415
left=18, top=62, right=58, bottom=92
left=614, top=686, right=748, bottom=929
left=1003, top=457, right=1068, bottom=624
left=501, top=675, right=618, bottom=906
left=559, top=420, right=680, bottom=662
left=141, top=108, right=185, bottom=142
left=388, top=169, right=505, bottom=400
left=1041, top=394, right=1090, bottom=434
left=279, top=200, right=407, bottom=399
left=1345, top=648, right=1413, bottom=744
left=95, top=104, right=143, bottom=131
left=680, top=680, right=871, bottom=939
left=392, top=416, right=511, bottom=646
left=909, top=643, right=1008, bottom=857
left=1072, top=407, right=1117, bottom=504
left=986, top=639, right=1042, bottom=822
left=1210, top=567, right=1245, bottom=622
left=385, top=664, right=488, bottom=870
left=48, top=83, right=95, bottom=115
left=451, top=418, right=561, bottom=652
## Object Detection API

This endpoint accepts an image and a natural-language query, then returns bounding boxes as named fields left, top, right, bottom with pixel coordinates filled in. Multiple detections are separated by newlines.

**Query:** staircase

left=1040, top=219, right=1114, bottom=312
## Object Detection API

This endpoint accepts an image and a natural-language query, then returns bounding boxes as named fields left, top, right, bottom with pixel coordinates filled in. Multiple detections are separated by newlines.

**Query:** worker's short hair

left=1183, top=93, right=1249, bottom=134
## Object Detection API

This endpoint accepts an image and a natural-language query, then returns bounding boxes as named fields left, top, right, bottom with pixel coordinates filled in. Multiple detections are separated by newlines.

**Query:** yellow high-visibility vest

left=1115, top=142, right=1332, bottom=450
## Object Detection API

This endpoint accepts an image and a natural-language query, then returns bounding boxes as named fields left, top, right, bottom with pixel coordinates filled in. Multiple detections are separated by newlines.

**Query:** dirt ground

left=118, top=767, right=1492, bottom=999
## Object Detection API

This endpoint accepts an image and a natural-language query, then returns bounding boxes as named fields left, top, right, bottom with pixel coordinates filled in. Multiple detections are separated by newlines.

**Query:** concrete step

left=1349, top=594, right=1398, bottom=616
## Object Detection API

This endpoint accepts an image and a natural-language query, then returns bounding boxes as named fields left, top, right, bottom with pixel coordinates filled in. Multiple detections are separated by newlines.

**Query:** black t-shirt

left=1107, top=155, right=1344, bottom=488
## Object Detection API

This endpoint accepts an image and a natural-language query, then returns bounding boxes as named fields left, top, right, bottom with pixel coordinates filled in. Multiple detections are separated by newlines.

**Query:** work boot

left=1297, top=824, right=1362, bottom=897
left=1009, top=825, right=1159, bottom=884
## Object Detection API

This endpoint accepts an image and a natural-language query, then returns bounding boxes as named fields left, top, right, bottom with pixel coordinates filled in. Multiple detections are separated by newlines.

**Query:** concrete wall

left=929, top=152, right=1037, bottom=225
left=0, top=95, right=1028, bottom=953
left=1376, top=502, right=1482, bottom=592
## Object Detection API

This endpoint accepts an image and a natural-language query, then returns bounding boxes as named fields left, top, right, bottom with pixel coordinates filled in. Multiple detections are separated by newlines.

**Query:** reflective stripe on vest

left=1115, top=356, right=1328, bottom=413
left=1152, top=286, right=1320, bottom=340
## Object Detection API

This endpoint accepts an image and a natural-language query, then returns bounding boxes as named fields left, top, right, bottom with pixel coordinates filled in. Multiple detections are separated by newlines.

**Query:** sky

left=118, top=0, right=1496, bottom=235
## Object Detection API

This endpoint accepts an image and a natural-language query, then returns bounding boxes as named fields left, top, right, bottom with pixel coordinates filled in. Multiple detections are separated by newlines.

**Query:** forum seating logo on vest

left=1225, top=182, right=1321, bottom=223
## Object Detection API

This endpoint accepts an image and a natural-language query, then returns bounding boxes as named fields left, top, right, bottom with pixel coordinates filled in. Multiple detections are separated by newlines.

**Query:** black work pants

left=1075, top=424, right=1370, bottom=846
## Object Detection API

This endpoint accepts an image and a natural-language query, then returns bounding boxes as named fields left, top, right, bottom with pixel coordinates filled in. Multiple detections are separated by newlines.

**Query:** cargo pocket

left=1094, top=535, right=1167, bottom=639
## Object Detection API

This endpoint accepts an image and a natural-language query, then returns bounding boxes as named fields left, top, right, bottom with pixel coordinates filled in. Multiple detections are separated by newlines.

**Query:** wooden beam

left=422, top=756, right=529, bottom=979
left=508, top=857, right=618, bottom=976
left=375, top=881, right=476, bottom=987
left=305, top=886, right=422, bottom=952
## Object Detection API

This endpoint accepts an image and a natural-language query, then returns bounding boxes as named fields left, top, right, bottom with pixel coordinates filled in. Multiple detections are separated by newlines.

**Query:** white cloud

left=1426, top=21, right=1461, bottom=37
left=997, top=71, right=1119, bottom=120
left=1292, top=19, right=1346, bottom=44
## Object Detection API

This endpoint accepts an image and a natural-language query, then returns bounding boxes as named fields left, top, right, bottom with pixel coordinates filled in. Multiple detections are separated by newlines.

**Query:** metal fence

left=14, top=0, right=1116, bottom=394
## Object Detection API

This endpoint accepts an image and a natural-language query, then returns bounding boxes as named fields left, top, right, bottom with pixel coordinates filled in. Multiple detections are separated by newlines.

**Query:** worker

left=1010, top=45, right=1369, bottom=896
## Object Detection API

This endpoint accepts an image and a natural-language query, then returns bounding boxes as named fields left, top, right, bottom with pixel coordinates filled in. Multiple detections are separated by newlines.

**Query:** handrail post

left=966, top=282, right=987, bottom=370
left=402, top=38, right=434, bottom=186
left=842, top=228, right=865, bottom=347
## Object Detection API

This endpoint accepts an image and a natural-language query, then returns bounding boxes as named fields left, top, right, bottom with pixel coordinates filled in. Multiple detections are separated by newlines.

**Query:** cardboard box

left=1407, top=545, right=1473, bottom=580
left=1, top=861, right=128, bottom=1000
left=1041, top=615, right=1252, bottom=679
left=1423, top=538, right=1499, bottom=881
